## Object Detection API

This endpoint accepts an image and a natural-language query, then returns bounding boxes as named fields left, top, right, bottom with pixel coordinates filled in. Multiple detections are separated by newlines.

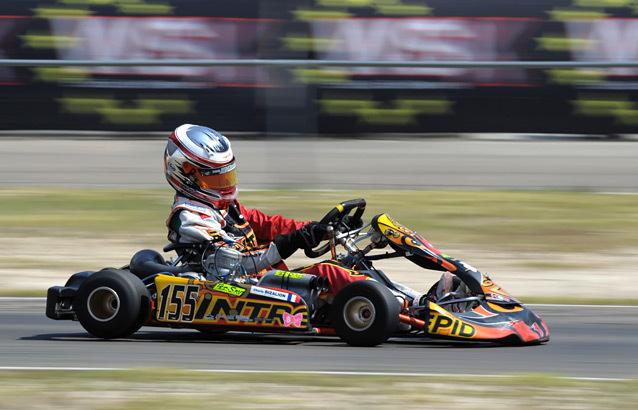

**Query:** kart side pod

left=258, top=270, right=329, bottom=311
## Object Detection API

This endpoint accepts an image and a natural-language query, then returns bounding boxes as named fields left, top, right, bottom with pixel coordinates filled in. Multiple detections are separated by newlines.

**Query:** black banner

left=1, top=0, right=637, bottom=134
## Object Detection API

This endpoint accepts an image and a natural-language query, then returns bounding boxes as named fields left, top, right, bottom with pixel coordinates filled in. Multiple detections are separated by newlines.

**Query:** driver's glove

left=274, top=222, right=331, bottom=259
left=369, top=229, right=389, bottom=249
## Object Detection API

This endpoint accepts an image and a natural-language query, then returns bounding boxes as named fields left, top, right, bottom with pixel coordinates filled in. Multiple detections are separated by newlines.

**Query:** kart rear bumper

left=45, top=270, right=95, bottom=321
left=46, top=285, right=77, bottom=320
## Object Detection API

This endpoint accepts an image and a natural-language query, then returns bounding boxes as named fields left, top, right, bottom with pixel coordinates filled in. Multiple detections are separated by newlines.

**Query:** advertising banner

left=0, top=0, right=637, bottom=134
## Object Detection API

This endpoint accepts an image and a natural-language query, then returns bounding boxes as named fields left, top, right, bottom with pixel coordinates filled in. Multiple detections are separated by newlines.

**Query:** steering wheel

left=304, top=198, right=367, bottom=258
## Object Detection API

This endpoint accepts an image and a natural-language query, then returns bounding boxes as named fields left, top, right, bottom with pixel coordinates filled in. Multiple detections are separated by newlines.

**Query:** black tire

left=330, top=280, right=400, bottom=347
left=75, top=269, right=150, bottom=339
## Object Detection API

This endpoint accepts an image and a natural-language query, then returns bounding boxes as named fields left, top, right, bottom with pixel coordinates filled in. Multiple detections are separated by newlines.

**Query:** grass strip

left=2, top=188, right=637, bottom=252
left=2, top=189, right=637, bottom=303
left=0, top=369, right=636, bottom=409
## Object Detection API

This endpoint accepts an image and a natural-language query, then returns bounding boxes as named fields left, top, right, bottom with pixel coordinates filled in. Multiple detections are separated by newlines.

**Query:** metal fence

left=2, top=59, right=638, bottom=68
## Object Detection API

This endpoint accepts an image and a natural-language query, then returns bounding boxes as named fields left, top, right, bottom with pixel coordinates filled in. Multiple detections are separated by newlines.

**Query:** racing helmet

left=164, top=124, right=238, bottom=209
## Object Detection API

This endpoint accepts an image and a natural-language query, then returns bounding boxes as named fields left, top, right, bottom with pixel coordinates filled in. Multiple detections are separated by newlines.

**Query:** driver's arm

left=238, top=204, right=309, bottom=243
left=236, top=203, right=330, bottom=259
left=273, top=222, right=331, bottom=259
left=236, top=243, right=285, bottom=274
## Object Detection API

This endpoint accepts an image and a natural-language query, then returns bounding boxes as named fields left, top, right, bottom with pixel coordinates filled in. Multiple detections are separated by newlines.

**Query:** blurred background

left=1, top=0, right=638, bottom=296
left=1, top=0, right=638, bottom=135
left=1, top=3, right=638, bottom=403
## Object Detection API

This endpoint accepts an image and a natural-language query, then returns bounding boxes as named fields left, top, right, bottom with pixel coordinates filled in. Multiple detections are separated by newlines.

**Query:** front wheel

left=330, top=280, right=400, bottom=347
left=75, top=269, right=150, bottom=339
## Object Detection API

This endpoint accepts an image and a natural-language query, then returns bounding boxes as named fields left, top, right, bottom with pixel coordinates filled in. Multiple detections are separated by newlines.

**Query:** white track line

left=527, top=303, right=638, bottom=308
left=0, top=367, right=631, bottom=381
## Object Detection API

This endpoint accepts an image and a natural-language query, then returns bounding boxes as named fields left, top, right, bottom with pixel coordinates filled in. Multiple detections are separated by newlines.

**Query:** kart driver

left=164, top=123, right=369, bottom=299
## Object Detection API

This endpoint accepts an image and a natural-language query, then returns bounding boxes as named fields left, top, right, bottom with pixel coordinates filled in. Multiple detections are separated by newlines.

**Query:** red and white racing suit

left=166, top=195, right=368, bottom=297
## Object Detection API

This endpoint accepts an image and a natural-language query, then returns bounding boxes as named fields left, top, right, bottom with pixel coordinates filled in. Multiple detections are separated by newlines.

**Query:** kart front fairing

left=370, top=213, right=549, bottom=344
left=370, top=214, right=483, bottom=293
left=424, top=297, right=549, bottom=344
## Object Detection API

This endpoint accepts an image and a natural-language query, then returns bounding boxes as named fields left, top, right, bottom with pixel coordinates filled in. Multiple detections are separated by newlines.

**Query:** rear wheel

left=330, top=280, right=400, bottom=347
left=75, top=269, right=150, bottom=339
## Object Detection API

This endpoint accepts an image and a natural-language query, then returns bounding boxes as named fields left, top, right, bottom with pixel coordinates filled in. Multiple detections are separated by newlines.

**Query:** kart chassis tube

left=399, top=313, right=426, bottom=330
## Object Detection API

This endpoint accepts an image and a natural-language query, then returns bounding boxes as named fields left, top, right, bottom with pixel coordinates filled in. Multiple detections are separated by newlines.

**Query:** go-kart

left=46, top=199, right=549, bottom=346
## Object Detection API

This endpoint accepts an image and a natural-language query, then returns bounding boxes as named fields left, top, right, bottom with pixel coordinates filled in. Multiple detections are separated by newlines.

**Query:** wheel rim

left=87, top=286, right=120, bottom=322
left=343, top=296, right=376, bottom=331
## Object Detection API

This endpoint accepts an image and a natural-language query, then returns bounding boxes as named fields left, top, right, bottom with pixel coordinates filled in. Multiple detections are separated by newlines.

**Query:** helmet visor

left=184, top=160, right=238, bottom=190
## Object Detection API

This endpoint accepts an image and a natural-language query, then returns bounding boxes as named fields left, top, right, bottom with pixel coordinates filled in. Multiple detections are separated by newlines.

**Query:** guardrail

left=1, top=59, right=638, bottom=68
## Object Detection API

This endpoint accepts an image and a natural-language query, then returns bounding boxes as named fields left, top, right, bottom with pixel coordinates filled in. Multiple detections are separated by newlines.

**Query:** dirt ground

left=2, top=236, right=635, bottom=300
left=2, top=137, right=636, bottom=300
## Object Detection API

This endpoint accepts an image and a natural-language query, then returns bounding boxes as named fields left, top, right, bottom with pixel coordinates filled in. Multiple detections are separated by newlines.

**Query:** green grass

left=1, top=188, right=637, bottom=302
left=0, top=189, right=172, bottom=237
left=1, top=188, right=637, bottom=252
left=0, top=369, right=636, bottom=409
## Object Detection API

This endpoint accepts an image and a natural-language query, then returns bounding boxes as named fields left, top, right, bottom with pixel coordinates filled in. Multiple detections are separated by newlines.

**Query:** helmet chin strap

left=213, top=200, right=232, bottom=210
left=213, top=192, right=236, bottom=210
left=206, top=186, right=238, bottom=210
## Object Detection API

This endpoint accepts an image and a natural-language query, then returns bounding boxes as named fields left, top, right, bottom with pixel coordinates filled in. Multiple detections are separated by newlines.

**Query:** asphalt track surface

left=3, top=298, right=638, bottom=379
left=1, top=135, right=637, bottom=379
left=1, top=135, right=637, bottom=191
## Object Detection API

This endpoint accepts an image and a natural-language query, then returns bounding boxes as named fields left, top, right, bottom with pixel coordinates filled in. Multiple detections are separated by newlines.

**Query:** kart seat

left=129, top=249, right=192, bottom=279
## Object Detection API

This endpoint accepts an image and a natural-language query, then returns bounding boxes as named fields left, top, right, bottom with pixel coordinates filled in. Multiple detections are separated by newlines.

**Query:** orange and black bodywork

left=373, top=213, right=550, bottom=345
left=46, top=203, right=549, bottom=346
left=423, top=296, right=550, bottom=345
left=418, top=257, right=550, bottom=345
left=46, top=268, right=327, bottom=338
left=148, top=274, right=313, bottom=332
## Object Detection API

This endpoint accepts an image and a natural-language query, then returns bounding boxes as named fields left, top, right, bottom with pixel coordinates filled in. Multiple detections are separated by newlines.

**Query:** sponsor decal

left=377, top=215, right=437, bottom=256
left=311, top=18, right=540, bottom=85
left=211, top=282, right=245, bottom=297
left=274, top=271, right=305, bottom=279
left=48, top=16, right=268, bottom=87
left=380, top=214, right=413, bottom=236
left=482, top=278, right=518, bottom=302
left=428, top=313, right=476, bottom=338
left=250, top=286, right=300, bottom=303
left=486, top=293, right=517, bottom=303
left=185, top=202, right=209, bottom=213
left=205, top=230, right=224, bottom=242
left=191, top=294, right=307, bottom=328
left=460, top=261, right=478, bottom=272
left=282, top=312, right=303, bottom=328
left=201, top=161, right=235, bottom=175
left=157, top=283, right=200, bottom=322
left=384, top=228, right=400, bottom=238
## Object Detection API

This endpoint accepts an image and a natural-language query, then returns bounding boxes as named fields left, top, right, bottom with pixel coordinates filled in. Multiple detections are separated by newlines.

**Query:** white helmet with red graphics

left=164, top=124, right=238, bottom=209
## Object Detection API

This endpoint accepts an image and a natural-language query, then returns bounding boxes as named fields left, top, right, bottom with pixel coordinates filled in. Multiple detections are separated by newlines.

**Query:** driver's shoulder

left=169, top=196, right=217, bottom=220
